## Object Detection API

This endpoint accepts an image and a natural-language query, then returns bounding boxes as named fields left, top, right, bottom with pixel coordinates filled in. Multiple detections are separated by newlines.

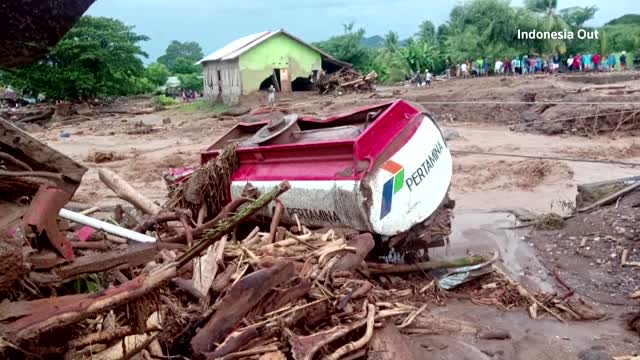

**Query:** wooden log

left=578, top=180, right=640, bottom=213
left=366, top=255, right=487, bottom=275
left=211, top=262, right=236, bottom=292
left=2, top=265, right=176, bottom=343
left=98, top=168, right=162, bottom=215
left=133, top=211, right=182, bottom=233
left=69, top=326, right=132, bottom=348
left=203, top=324, right=264, bottom=359
left=330, top=233, right=374, bottom=274
left=256, top=277, right=312, bottom=316
left=69, top=240, right=110, bottom=251
left=190, top=261, right=295, bottom=355
left=368, top=322, right=416, bottom=360
left=29, top=244, right=159, bottom=286
left=267, top=201, right=284, bottom=243
left=16, top=108, right=54, bottom=123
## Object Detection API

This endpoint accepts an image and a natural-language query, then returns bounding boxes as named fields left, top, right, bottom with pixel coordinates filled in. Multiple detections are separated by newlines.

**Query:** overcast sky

left=87, top=0, right=637, bottom=62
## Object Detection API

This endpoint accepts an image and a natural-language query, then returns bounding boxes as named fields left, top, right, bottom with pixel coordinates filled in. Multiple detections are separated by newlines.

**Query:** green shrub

left=152, top=94, right=178, bottom=108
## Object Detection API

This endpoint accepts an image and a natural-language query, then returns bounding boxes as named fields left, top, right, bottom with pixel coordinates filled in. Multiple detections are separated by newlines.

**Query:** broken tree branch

left=268, top=201, right=284, bottom=243
left=325, top=303, right=375, bottom=360
left=366, top=255, right=487, bottom=274
left=98, top=168, right=162, bottom=215
left=176, top=181, right=290, bottom=268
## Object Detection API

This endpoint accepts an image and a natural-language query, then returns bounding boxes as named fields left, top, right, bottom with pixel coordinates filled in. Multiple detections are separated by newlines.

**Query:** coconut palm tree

left=524, top=0, right=568, bottom=53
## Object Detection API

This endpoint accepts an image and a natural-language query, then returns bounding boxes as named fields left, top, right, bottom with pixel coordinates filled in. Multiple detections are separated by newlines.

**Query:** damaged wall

left=201, top=60, right=241, bottom=106
left=238, top=33, right=321, bottom=95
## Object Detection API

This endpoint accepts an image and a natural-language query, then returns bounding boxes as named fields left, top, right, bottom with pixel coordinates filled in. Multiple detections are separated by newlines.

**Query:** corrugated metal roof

left=197, top=29, right=339, bottom=65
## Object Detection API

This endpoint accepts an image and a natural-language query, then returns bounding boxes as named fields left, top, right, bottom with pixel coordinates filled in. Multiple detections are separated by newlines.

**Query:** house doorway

left=259, top=69, right=281, bottom=92
left=279, top=67, right=291, bottom=92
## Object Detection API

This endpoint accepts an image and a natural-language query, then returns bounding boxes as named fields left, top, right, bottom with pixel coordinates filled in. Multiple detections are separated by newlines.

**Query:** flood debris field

left=1, top=71, right=640, bottom=360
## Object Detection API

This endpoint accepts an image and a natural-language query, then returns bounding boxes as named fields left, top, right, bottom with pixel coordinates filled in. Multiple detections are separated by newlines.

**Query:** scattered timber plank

left=190, top=261, right=295, bottom=354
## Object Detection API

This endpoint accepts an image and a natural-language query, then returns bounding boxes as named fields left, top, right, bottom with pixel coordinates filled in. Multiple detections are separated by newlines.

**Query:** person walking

left=425, top=69, right=433, bottom=87
left=620, top=51, right=627, bottom=71
left=267, top=84, right=276, bottom=107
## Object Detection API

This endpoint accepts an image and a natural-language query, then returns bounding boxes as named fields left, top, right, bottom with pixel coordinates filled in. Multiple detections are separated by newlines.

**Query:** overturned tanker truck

left=202, top=100, right=454, bottom=260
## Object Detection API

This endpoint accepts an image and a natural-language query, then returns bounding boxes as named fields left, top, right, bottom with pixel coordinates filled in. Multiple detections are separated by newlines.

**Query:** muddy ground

left=30, top=71, right=640, bottom=359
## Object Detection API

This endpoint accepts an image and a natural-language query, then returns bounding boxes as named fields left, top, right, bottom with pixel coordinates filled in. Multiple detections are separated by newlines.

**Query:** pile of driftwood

left=0, top=99, right=158, bottom=126
left=0, top=137, right=608, bottom=359
left=316, top=69, right=377, bottom=95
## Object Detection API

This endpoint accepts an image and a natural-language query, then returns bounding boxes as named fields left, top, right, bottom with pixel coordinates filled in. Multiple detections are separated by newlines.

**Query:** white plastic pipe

left=59, top=208, right=156, bottom=243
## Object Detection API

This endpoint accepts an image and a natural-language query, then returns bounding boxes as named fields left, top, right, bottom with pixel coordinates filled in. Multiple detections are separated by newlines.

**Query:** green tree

left=523, top=0, right=569, bottom=53
left=158, top=40, right=204, bottom=72
left=5, top=16, right=148, bottom=99
left=145, top=62, right=170, bottom=86
left=416, top=20, right=436, bottom=43
left=382, top=31, right=401, bottom=54
left=177, top=73, right=203, bottom=92
left=401, top=38, right=443, bottom=73
left=559, top=6, right=598, bottom=29
left=524, top=0, right=558, bottom=16
left=313, top=23, right=373, bottom=71
left=173, top=57, right=200, bottom=74
left=372, top=31, right=408, bottom=84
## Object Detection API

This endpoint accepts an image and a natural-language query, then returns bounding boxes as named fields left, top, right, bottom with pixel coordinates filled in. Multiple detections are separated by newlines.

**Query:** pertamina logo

left=380, top=160, right=404, bottom=219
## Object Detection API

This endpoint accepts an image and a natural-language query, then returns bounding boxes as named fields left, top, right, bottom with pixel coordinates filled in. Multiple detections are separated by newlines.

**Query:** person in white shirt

left=425, top=70, right=433, bottom=87
left=567, top=56, right=574, bottom=71
left=461, top=62, right=469, bottom=78
left=494, top=60, right=503, bottom=75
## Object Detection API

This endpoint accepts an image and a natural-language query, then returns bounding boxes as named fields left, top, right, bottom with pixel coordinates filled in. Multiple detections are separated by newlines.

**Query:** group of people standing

left=450, top=51, right=629, bottom=78
left=409, top=68, right=434, bottom=87
left=565, top=51, right=627, bottom=72
left=180, top=89, right=199, bottom=102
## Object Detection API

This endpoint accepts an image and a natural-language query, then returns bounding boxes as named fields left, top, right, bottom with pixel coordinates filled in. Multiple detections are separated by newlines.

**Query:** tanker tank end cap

left=243, top=114, right=299, bottom=146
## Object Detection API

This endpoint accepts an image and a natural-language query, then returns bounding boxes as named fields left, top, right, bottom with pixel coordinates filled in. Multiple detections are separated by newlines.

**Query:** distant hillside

left=360, top=35, right=411, bottom=48
left=605, top=14, right=640, bottom=26
left=360, top=35, right=384, bottom=48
